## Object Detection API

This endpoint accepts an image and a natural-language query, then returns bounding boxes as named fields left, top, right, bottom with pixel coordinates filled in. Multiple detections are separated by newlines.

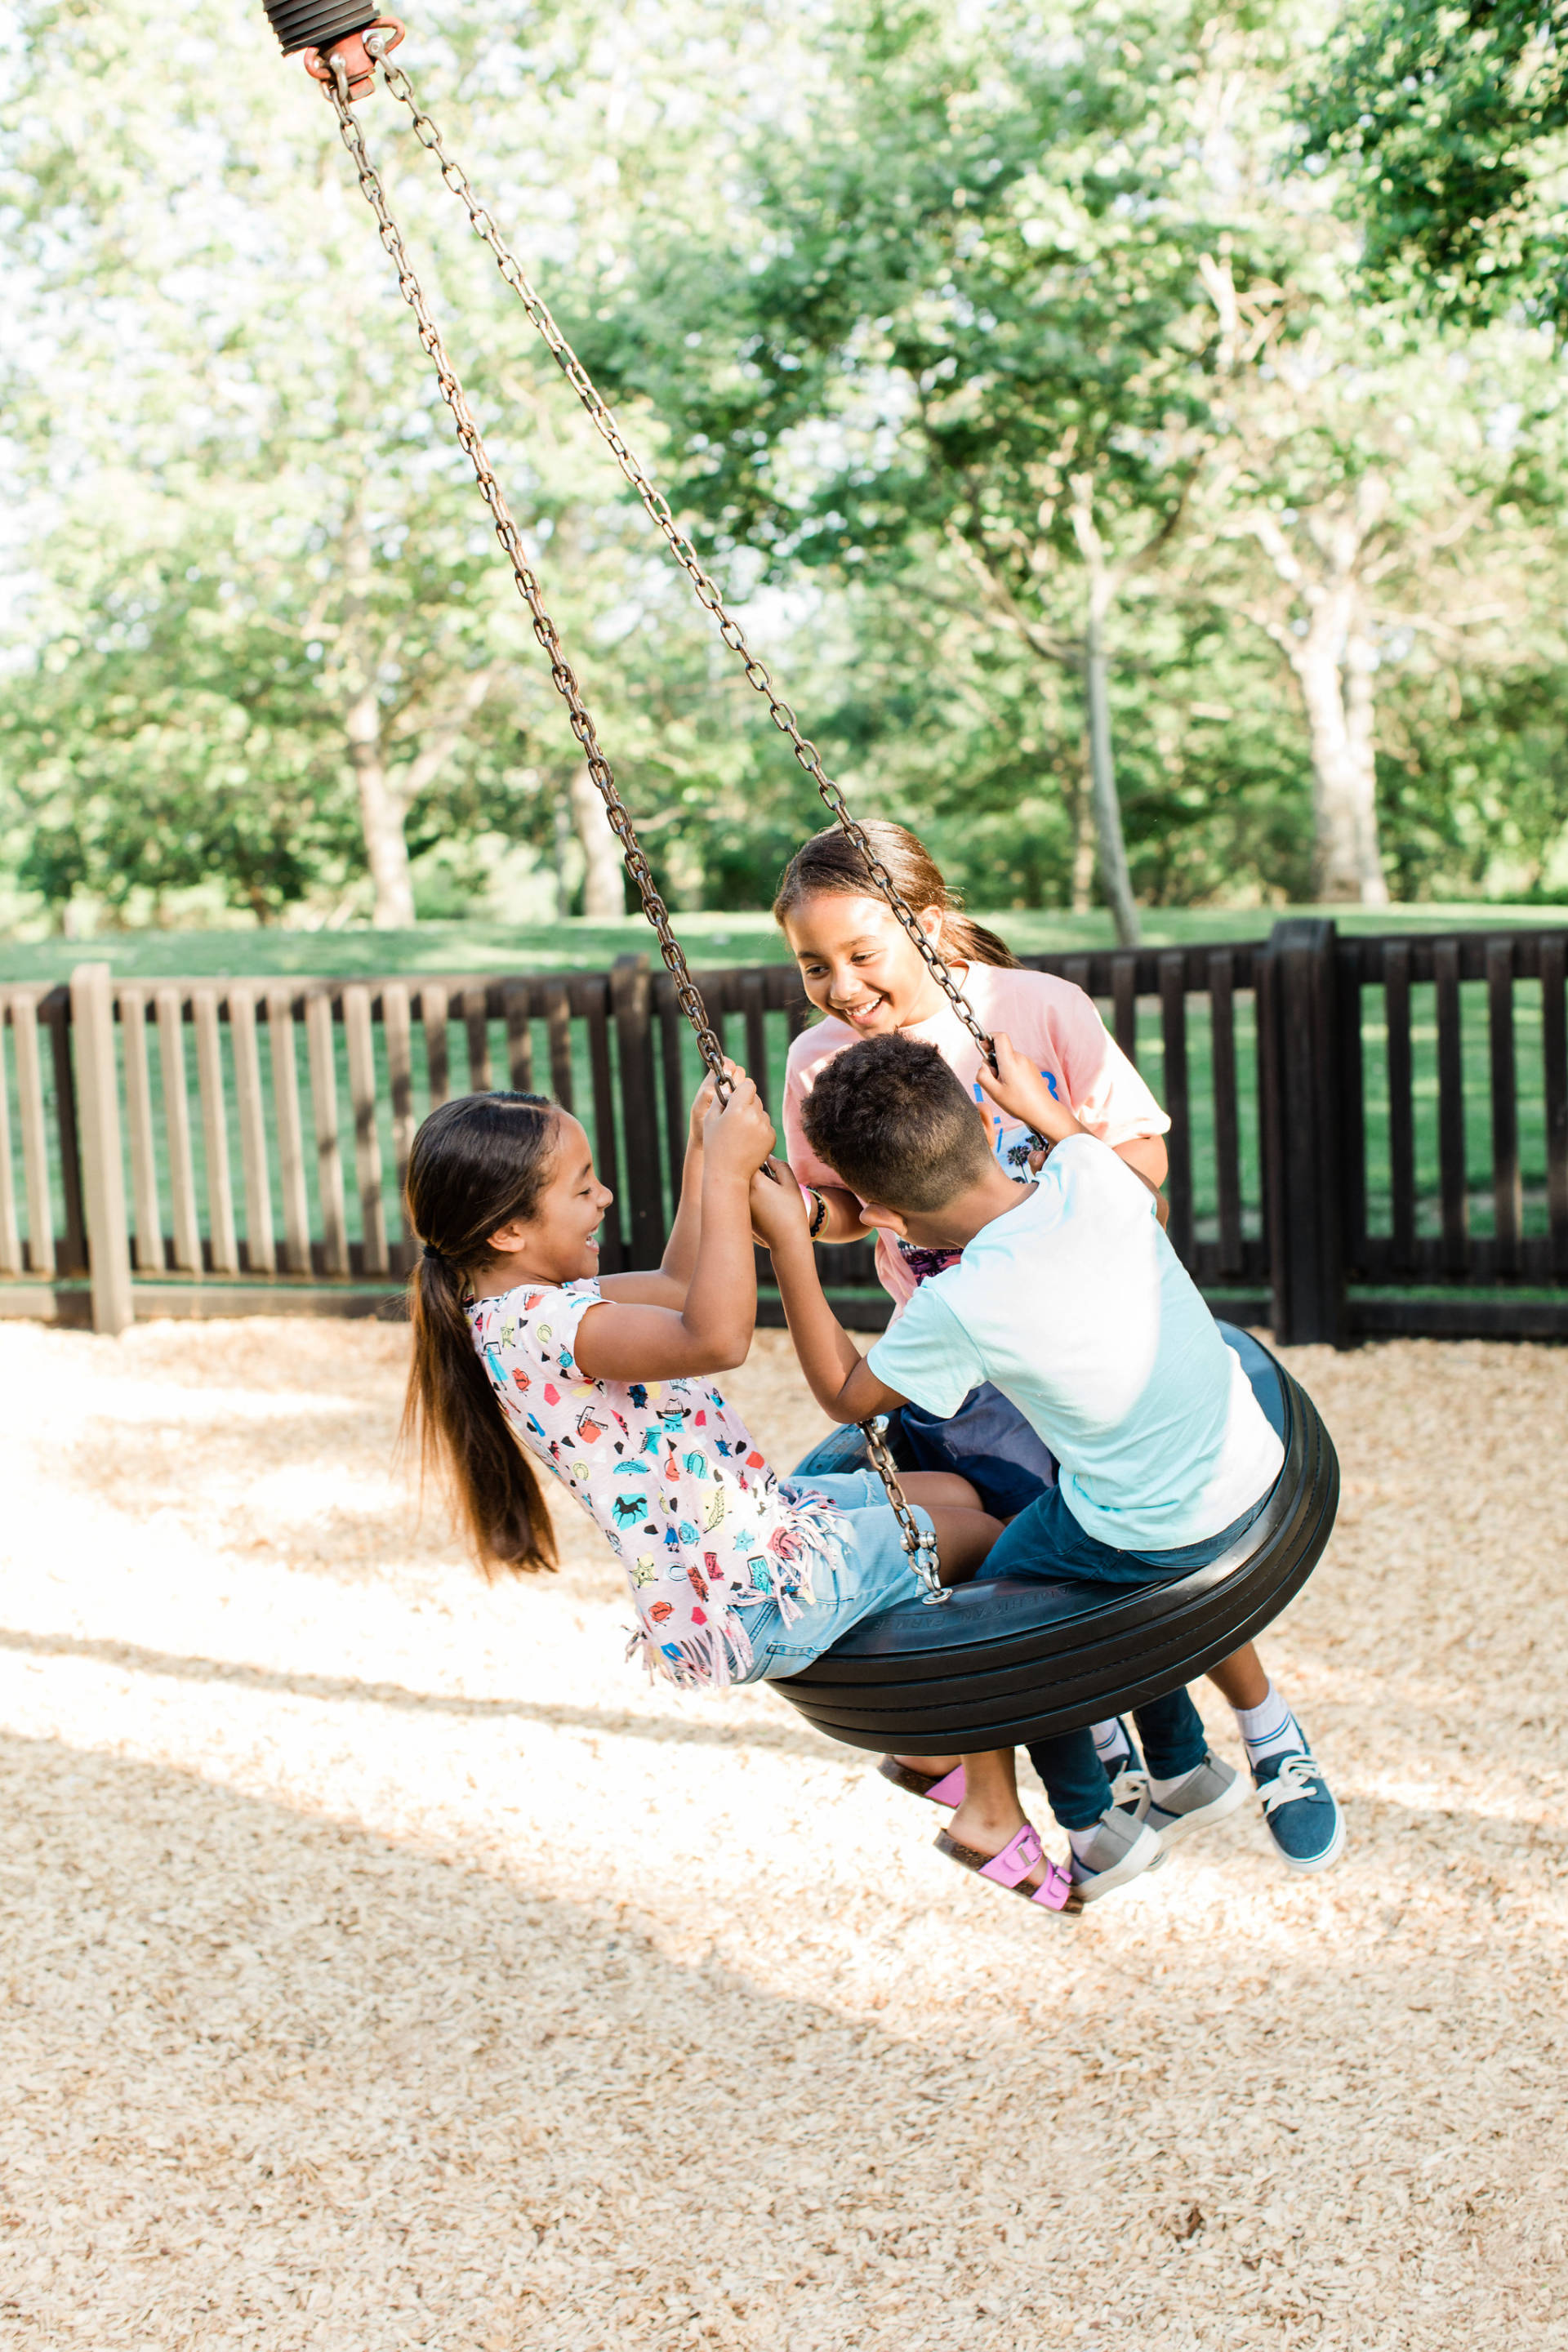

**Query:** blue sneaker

left=1250, top=1735, right=1344, bottom=1872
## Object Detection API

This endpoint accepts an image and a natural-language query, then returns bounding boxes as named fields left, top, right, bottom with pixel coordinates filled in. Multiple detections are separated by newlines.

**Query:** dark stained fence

left=4, top=921, right=1567, bottom=1338
left=1336, top=925, right=1568, bottom=1336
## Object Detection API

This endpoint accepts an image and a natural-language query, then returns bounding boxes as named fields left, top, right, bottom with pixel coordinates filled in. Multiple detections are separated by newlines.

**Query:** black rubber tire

left=772, top=1335, right=1338, bottom=1753
left=261, top=0, right=380, bottom=56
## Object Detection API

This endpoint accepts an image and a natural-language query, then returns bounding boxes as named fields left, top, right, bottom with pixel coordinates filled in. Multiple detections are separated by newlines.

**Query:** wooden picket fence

left=3, top=920, right=1567, bottom=1340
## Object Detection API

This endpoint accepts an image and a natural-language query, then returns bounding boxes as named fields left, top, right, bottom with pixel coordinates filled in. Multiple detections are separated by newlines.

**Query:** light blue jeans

left=733, top=1469, right=937, bottom=1683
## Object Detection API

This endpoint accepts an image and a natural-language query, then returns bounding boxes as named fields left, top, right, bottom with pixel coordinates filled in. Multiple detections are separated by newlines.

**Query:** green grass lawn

left=2, top=900, right=1564, bottom=986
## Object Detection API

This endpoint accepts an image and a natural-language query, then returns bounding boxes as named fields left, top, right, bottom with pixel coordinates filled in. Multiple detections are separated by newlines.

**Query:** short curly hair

left=800, top=1034, right=993, bottom=1212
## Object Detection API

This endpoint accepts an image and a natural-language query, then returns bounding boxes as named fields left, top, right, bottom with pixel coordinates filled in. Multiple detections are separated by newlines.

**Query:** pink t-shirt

left=782, top=961, right=1169, bottom=1312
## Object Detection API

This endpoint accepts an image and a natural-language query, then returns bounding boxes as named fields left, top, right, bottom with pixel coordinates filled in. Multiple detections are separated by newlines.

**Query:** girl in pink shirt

left=776, top=821, right=1173, bottom=1795
left=777, top=821, right=1170, bottom=1315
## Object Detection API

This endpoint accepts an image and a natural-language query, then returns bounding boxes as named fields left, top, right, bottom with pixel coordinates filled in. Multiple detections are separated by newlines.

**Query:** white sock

left=1233, top=1680, right=1303, bottom=1764
left=1147, top=1762, right=1202, bottom=1803
left=1091, top=1718, right=1129, bottom=1765
left=1067, top=1820, right=1105, bottom=1861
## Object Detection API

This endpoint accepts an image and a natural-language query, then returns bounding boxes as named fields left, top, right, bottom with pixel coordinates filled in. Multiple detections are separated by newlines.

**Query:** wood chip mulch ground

left=1, top=1320, right=1564, bottom=2350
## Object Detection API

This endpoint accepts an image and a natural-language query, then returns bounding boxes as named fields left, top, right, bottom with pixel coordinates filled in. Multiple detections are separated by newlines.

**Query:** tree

left=1299, top=0, right=1568, bottom=330
left=0, top=0, right=802, bottom=931
left=579, top=0, right=1257, bottom=944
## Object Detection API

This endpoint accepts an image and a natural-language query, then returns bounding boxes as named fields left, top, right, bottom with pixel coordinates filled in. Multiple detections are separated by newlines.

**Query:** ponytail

left=773, top=820, right=1019, bottom=969
left=401, top=1092, right=562, bottom=1579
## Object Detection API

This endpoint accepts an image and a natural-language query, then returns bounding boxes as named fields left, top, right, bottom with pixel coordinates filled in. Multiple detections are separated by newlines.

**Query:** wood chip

left=0, top=1321, right=1563, bottom=2349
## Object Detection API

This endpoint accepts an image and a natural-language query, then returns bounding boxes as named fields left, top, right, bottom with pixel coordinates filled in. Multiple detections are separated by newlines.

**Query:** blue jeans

left=988, top=1485, right=1272, bottom=1828
left=1027, top=1693, right=1207, bottom=1829
left=733, top=1471, right=938, bottom=1683
left=982, top=1482, right=1273, bottom=1586
left=792, top=1382, right=1056, bottom=1519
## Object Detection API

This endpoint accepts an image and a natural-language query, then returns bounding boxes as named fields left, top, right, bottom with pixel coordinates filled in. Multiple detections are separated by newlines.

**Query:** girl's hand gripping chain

left=702, top=1072, right=776, bottom=1183
left=685, top=1058, right=742, bottom=1153
left=974, top=1031, right=1086, bottom=1151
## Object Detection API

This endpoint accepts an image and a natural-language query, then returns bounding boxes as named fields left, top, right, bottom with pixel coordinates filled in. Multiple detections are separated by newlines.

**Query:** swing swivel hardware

left=256, top=0, right=403, bottom=96
left=301, top=16, right=403, bottom=101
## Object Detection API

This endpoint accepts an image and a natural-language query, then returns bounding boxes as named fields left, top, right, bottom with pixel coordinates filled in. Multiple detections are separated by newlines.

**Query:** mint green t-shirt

left=867, top=1135, right=1283, bottom=1552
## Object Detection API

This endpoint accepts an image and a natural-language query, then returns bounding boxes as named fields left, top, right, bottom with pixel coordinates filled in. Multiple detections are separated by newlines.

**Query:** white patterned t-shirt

left=466, top=1279, right=842, bottom=1688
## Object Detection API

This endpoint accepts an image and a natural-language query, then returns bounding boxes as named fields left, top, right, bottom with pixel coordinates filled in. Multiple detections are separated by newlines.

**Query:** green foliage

left=579, top=0, right=1238, bottom=625
left=0, top=0, right=1565, bottom=938
left=1300, top=0, right=1568, bottom=327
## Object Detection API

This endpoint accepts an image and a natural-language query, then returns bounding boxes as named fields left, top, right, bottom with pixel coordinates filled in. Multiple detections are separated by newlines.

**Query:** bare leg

left=1205, top=1641, right=1268, bottom=1713
left=946, top=1748, right=1058, bottom=1890
left=887, top=1477, right=999, bottom=1780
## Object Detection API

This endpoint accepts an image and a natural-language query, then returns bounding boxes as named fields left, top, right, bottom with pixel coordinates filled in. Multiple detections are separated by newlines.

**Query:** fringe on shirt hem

left=628, top=1490, right=851, bottom=1692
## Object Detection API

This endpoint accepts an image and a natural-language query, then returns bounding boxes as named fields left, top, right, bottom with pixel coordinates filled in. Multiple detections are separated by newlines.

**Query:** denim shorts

left=733, top=1469, right=936, bottom=1683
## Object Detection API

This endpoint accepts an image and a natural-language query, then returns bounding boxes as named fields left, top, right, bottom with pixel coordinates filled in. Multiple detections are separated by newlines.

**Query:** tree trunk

left=552, top=792, right=575, bottom=922
left=1287, top=584, right=1384, bottom=904
left=1070, top=764, right=1097, bottom=914
left=340, top=504, right=416, bottom=930
left=571, top=768, right=627, bottom=920
left=345, top=683, right=417, bottom=929
left=1082, top=597, right=1142, bottom=947
left=1070, top=478, right=1141, bottom=948
left=1343, top=612, right=1388, bottom=906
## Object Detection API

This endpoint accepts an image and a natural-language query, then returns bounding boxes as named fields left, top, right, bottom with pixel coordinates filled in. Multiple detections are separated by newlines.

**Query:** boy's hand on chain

left=749, top=1157, right=809, bottom=1250
left=977, top=1031, right=1085, bottom=1146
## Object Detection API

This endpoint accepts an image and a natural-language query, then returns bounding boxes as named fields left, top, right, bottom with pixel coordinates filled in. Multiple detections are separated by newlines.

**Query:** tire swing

left=264, top=12, right=1340, bottom=1743
left=774, top=1325, right=1339, bottom=1752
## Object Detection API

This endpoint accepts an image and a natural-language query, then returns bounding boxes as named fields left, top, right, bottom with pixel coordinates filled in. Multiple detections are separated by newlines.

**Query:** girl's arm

left=781, top=1060, right=871, bottom=1243
left=1115, top=1132, right=1169, bottom=1209
left=800, top=1183, right=870, bottom=1244
left=572, top=1078, right=775, bottom=1380
left=597, top=1064, right=733, bottom=1307
left=750, top=1164, right=907, bottom=1424
left=983, top=1036, right=1170, bottom=1222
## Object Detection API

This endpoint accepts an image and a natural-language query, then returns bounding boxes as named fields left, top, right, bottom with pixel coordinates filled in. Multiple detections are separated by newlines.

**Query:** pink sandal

left=878, top=1756, right=967, bottom=1806
left=934, top=1821, right=1080, bottom=1916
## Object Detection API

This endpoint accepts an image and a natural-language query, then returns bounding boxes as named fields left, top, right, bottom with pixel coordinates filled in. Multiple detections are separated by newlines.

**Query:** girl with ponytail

left=401, top=1070, right=1004, bottom=1695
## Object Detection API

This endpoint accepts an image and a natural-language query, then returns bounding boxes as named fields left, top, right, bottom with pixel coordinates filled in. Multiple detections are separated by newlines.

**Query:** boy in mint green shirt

left=754, top=1027, right=1343, bottom=1880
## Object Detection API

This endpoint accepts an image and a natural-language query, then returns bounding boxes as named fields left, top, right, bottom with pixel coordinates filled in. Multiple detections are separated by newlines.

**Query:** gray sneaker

left=1068, top=1805, right=1166, bottom=1903
left=1141, top=1750, right=1250, bottom=1846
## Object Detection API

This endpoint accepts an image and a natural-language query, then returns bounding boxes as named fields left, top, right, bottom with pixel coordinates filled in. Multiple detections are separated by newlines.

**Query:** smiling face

left=470, top=1112, right=614, bottom=1294
left=781, top=892, right=953, bottom=1035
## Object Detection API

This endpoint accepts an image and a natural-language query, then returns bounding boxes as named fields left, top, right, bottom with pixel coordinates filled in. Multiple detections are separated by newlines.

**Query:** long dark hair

left=773, top=820, right=1019, bottom=969
left=402, top=1091, right=562, bottom=1579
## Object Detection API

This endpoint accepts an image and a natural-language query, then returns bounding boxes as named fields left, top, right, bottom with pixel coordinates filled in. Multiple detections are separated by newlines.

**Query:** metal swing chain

left=322, top=60, right=947, bottom=1603
left=323, top=65, right=727, bottom=1093
left=364, top=32, right=996, bottom=1082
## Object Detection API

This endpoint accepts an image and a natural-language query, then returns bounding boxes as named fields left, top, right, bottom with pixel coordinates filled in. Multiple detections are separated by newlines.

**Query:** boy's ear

left=858, top=1201, right=909, bottom=1241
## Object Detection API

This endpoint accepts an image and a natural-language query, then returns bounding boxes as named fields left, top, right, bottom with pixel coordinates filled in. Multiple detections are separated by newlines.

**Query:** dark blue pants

left=988, top=1483, right=1274, bottom=1828
left=792, top=1382, right=1056, bottom=1519
left=1026, top=1693, right=1206, bottom=1829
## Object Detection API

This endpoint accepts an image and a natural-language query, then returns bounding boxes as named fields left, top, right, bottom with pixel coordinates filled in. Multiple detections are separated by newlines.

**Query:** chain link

left=323, top=60, right=947, bottom=1592
left=366, top=33, right=996, bottom=1075
left=863, top=1418, right=947, bottom=1605
left=324, top=69, right=728, bottom=1093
